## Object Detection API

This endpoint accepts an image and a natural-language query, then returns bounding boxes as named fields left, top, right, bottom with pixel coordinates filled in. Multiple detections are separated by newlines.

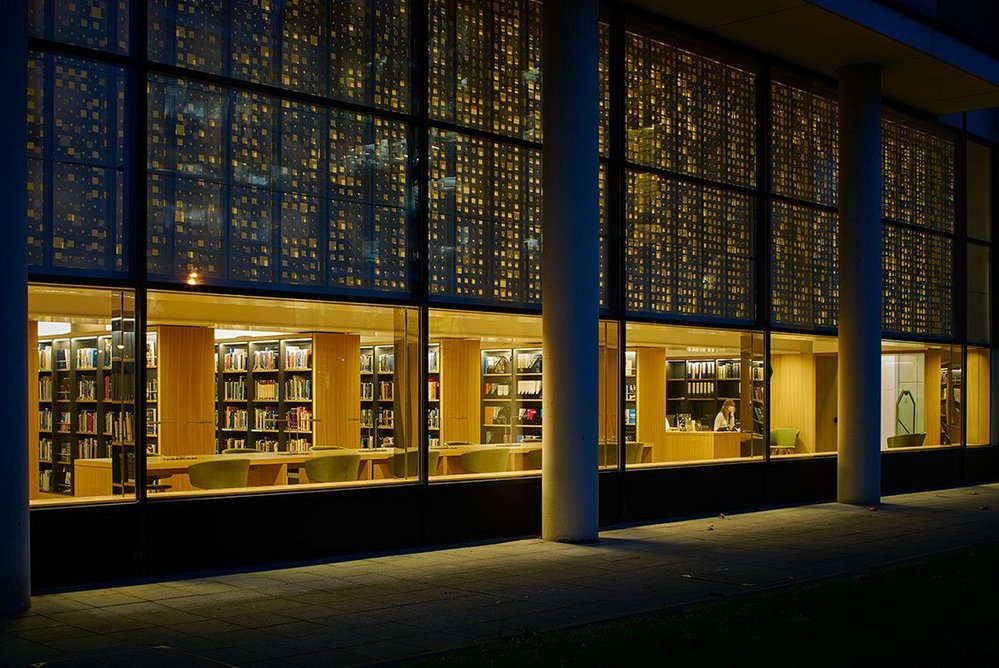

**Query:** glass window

left=625, top=170, right=755, bottom=320
left=625, top=29, right=756, bottom=188
left=148, top=0, right=410, bottom=112
left=968, top=242, right=990, bottom=344
left=427, top=309, right=544, bottom=479
left=147, top=74, right=410, bottom=292
left=29, top=0, right=129, bottom=54
left=624, top=322, right=764, bottom=467
left=966, top=346, right=991, bottom=446
left=881, top=341, right=962, bottom=449
left=770, top=333, right=839, bottom=456
left=144, top=291, right=418, bottom=497
left=882, top=224, right=953, bottom=338
left=967, top=141, right=991, bottom=242
left=27, top=52, right=127, bottom=274
left=770, top=82, right=838, bottom=207
left=429, top=0, right=541, bottom=140
left=771, top=201, right=838, bottom=329
left=29, top=284, right=136, bottom=506
left=428, top=129, right=541, bottom=306
left=882, top=117, right=955, bottom=234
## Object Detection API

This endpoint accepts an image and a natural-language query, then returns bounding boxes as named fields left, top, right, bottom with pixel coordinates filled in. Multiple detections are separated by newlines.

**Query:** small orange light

left=186, top=271, right=199, bottom=286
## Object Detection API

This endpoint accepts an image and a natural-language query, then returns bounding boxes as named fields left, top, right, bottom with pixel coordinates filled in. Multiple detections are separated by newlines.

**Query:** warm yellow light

left=186, top=271, right=200, bottom=286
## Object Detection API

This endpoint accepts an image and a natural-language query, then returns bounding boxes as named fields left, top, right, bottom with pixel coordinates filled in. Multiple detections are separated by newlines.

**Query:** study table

left=650, top=430, right=747, bottom=462
left=73, top=443, right=548, bottom=495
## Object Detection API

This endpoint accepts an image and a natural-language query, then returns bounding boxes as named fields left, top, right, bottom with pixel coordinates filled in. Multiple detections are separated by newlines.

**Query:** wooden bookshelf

left=481, top=347, right=542, bottom=444
left=427, top=343, right=440, bottom=447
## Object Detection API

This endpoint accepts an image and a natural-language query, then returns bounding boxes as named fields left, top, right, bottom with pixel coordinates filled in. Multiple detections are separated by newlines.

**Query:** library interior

left=28, top=286, right=991, bottom=503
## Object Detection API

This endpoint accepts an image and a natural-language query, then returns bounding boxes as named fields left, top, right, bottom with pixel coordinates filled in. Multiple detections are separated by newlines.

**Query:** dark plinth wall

left=30, top=446, right=999, bottom=591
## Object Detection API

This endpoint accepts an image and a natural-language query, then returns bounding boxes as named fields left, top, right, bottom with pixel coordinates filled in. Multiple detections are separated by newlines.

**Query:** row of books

left=428, top=347, right=440, bottom=373
left=428, top=378, right=440, bottom=401
left=285, top=346, right=312, bottom=370
left=223, top=348, right=248, bottom=371
left=223, top=407, right=249, bottom=430
left=428, top=406, right=440, bottom=429
left=39, top=438, right=53, bottom=461
left=378, top=354, right=394, bottom=373
left=224, top=378, right=247, bottom=400
left=688, top=361, right=716, bottom=379
left=285, top=407, right=313, bottom=432
left=78, top=410, right=99, bottom=433
left=688, top=381, right=716, bottom=398
left=285, top=376, right=311, bottom=400
left=146, top=407, right=158, bottom=436
left=253, top=349, right=280, bottom=371
left=77, top=378, right=98, bottom=401
left=516, top=352, right=542, bottom=374
left=255, top=407, right=280, bottom=431
left=78, top=437, right=101, bottom=459
left=38, top=346, right=52, bottom=371
left=517, top=380, right=542, bottom=398
left=38, top=376, right=52, bottom=401
left=484, top=382, right=510, bottom=397
left=255, top=379, right=279, bottom=400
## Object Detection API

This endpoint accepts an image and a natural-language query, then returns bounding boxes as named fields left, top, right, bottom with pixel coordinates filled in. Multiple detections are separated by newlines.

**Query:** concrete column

left=0, top=0, right=30, bottom=613
left=541, top=0, right=599, bottom=541
left=837, top=64, right=882, bottom=505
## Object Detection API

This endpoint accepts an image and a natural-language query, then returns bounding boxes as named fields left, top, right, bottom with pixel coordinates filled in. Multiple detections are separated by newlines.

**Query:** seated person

left=713, top=399, right=737, bottom=432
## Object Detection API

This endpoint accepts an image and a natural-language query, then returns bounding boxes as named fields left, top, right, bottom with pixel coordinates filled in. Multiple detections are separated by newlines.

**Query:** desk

left=431, top=443, right=542, bottom=475
left=653, top=431, right=745, bottom=462
left=74, top=450, right=400, bottom=497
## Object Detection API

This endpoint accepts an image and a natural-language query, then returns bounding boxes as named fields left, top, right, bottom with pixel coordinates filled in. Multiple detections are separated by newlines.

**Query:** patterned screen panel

left=429, top=129, right=542, bottom=305
left=27, top=51, right=126, bottom=273
left=148, top=0, right=410, bottom=112
left=599, top=21, right=610, bottom=158
left=626, top=170, right=754, bottom=319
left=771, top=82, right=838, bottom=207
left=147, top=74, right=409, bottom=292
left=29, top=0, right=129, bottom=53
left=771, top=201, right=838, bottom=328
left=625, top=31, right=756, bottom=188
left=883, top=118, right=955, bottom=233
left=429, top=0, right=542, bottom=141
left=883, top=224, right=953, bottom=337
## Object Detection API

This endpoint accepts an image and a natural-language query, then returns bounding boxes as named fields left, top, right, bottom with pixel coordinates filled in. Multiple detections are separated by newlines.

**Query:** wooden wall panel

left=158, top=326, right=216, bottom=456
left=635, top=347, right=667, bottom=456
left=770, top=353, right=816, bottom=453
left=598, top=344, right=619, bottom=442
left=313, top=333, right=361, bottom=448
left=28, top=321, right=39, bottom=500
left=923, top=350, right=942, bottom=445
left=814, top=355, right=838, bottom=452
left=967, top=348, right=991, bottom=445
left=440, top=339, right=481, bottom=443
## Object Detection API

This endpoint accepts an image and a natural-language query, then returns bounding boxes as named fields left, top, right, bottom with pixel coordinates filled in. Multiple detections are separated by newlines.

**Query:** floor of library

left=4, top=483, right=999, bottom=667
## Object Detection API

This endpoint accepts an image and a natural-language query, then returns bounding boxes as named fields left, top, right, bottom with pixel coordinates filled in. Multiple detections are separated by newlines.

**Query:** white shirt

left=714, top=411, right=735, bottom=432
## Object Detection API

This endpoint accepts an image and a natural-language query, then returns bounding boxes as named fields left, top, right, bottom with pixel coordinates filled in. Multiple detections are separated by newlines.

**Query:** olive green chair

left=388, top=450, right=441, bottom=478
left=188, top=458, right=250, bottom=490
left=304, top=452, right=361, bottom=483
left=222, top=447, right=260, bottom=455
left=459, top=447, right=511, bottom=474
left=887, top=432, right=926, bottom=448
left=526, top=447, right=542, bottom=470
left=770, top=428, right=799, bottom=455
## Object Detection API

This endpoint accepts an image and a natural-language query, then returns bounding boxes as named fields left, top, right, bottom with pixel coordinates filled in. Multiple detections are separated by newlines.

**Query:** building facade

left=3, top=0, right=999, bottom=604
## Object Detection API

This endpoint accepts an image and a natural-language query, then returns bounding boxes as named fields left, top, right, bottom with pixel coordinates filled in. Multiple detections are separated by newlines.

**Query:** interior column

left=541, top=0, right=599, bottom=541
left=0, top=0, right=30, bottom=613
left=837, top=64, right=882, bottom=505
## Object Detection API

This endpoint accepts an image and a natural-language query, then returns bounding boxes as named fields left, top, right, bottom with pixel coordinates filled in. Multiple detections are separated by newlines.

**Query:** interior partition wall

left=22, top=0, right=999, bottom=587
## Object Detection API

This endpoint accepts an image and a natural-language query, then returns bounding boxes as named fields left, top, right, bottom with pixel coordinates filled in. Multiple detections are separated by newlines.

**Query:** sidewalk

left=3, top=483, right=999, bottom=667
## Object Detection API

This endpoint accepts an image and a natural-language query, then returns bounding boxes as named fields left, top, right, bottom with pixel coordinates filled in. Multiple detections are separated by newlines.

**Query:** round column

left=837, top=63, right=883, bottom=505
left=541, top=0, right=600, bottom=541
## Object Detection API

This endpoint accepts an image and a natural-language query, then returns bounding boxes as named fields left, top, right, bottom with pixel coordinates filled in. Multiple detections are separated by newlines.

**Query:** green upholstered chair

left=526, top=447, right=542, bottom=470
left=388, top=449, right=441, bottom=478
left=887, top=432, right=927, bottom=448
left=625, top=441, right=645, bottom=465
left=188, top=458, right=250, bottom=490
left=304, top=452, right=361, bottom=483
left=769, top=428, right=799, bottom=455
left=222, top=447, right=260, bottom=454
left=459, top=447, right=511, bottom=474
